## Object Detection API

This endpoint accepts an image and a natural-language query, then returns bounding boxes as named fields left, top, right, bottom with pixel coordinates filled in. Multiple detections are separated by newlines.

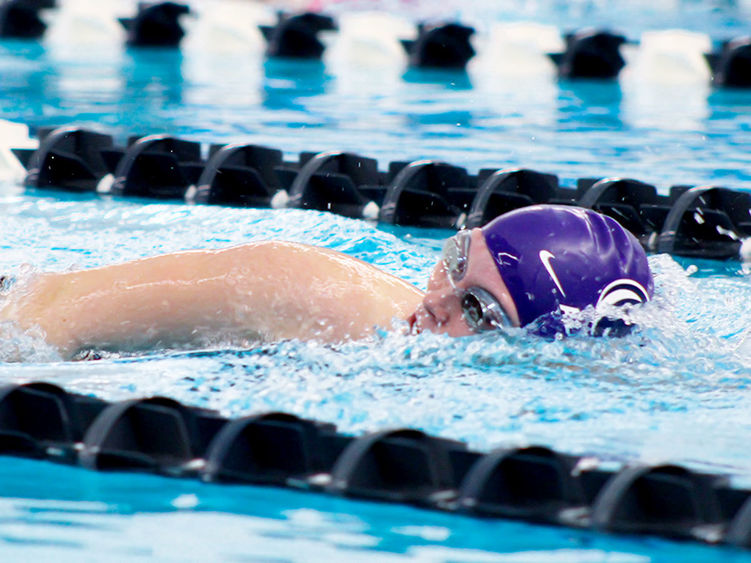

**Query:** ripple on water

left=0, top=201, right=751, bottom=474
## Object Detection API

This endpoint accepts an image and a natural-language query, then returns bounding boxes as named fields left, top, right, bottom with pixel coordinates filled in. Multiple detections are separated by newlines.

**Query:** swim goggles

left=441, top=230, right=514, bottom=332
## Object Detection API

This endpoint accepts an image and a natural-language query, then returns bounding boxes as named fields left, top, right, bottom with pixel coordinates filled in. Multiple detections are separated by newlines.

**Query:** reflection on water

left=0, top=41, right=60, bottom=124
left=2, top=1, right=751, bottom=558
left=1, top=200, right=751, bottom=480
left=0, top=457, right=730, bottom=562
left=707, top=87, right=751, bottom=112
left=120, top=48, right=185, bottom=109
left=556, top=80, right=624, bottom=130
left=0, top=40, right=189, bottom=135
left=261, top=58, right=332, bottom=111
left=401, top=67, right=473, bottom=90
left=0, top=10, right=751, bottom=186
left=404, top=108, right=474, bottom=129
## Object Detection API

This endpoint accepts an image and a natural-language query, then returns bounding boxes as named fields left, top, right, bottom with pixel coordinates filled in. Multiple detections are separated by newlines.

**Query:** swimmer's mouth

left=407, top=312, right=419, bottom=333
left=409, top=304, right=439, bottom=334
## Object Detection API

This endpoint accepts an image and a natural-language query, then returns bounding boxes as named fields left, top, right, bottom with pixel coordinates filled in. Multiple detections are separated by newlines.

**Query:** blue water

left=2, top=0, right=751, bottom=560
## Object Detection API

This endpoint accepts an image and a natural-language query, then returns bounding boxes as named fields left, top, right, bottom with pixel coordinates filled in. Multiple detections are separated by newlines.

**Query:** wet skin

left=0, top=232, right=517, bottom=359
left=0, top=242, right=423, bottom=358
left=409, top=228, right=520, bottom=336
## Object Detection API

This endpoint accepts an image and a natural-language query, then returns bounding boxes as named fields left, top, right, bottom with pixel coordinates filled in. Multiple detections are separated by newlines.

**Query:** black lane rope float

left=0, top=0, right=749, bottom=86
left=11, top=125, right=751, bottom=261
left=1, top=380, right=751, bottom=549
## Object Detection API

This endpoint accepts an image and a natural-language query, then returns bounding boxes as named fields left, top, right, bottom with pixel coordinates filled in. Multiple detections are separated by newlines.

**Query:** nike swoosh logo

left=539, top=250, right=566, bottom=297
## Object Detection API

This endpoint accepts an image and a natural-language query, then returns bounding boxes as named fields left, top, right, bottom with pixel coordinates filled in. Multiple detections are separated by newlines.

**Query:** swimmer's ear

left=524, top=311, right=567, bottom=339
left=526, top=308, right=638, bottom=339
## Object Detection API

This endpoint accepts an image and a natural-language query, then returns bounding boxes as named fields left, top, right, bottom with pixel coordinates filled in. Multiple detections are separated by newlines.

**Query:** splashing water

left=0, top=194, right=750, bottom=478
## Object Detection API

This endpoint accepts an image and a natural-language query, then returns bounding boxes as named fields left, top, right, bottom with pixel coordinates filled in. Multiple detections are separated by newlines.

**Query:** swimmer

left=0, top=205, right=653, bottom=359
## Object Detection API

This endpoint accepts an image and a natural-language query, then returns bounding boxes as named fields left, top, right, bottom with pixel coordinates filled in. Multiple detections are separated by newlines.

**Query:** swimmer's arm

left=1, top=246, right=249, bottom=356
left=0, top=241, right=423, bottom=357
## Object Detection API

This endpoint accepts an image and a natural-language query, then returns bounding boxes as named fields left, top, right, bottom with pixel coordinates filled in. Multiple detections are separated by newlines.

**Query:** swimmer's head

left=411, top=204, right=653, bottom=337
left=481, top=204, right=653, bottom=332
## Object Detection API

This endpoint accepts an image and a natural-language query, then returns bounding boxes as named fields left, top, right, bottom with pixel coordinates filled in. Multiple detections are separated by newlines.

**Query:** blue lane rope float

left=1, top=380, right=751, bottom=549
left=11, top=124, right=751, bottom=262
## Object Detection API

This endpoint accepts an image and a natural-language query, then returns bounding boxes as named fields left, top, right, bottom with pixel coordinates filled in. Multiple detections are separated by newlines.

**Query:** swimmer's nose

left=422, top=287, right=460, bottom=325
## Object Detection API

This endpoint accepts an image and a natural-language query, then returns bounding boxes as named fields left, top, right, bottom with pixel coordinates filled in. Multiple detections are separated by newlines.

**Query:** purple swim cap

left=481, top=205, right=653, bottom=328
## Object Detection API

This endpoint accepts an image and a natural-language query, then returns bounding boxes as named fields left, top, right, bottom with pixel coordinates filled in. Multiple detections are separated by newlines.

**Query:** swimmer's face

left=409, top=229, right=520, bottom=337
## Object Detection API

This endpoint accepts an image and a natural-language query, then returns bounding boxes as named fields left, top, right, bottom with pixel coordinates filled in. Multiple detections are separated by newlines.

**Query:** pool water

left=2, top=0, right=751, bottom=560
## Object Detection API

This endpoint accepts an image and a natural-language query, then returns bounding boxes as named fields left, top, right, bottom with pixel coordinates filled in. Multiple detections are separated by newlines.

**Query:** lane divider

left=0, top=380, right=749, bottom=549
left=11, top=124, right=751, bottom=261
left=0, top=2, right=748, bottom=86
